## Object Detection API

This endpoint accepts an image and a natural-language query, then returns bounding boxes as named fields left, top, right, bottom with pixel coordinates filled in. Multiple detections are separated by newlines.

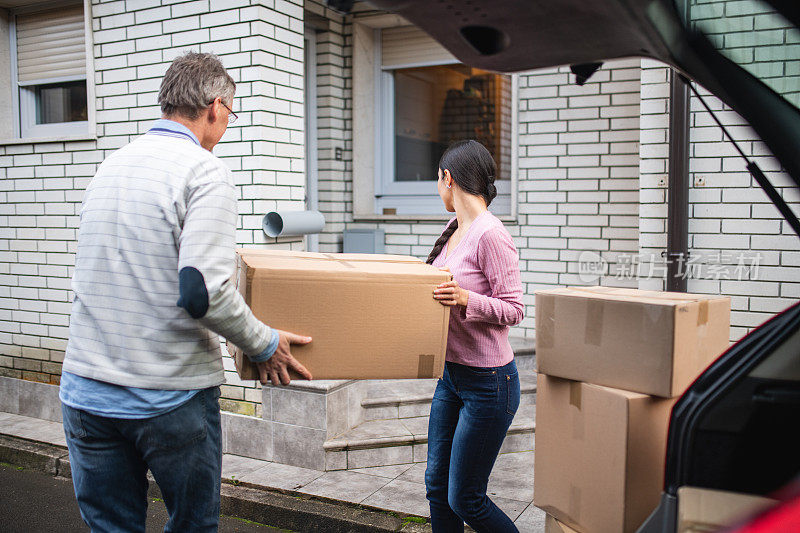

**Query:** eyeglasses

left=215, top=99, right=238, bottom=124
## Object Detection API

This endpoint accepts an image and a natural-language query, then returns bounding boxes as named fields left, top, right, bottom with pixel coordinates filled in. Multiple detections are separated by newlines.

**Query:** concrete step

left=359, top=336, right=536, bottom=425
left=324, top=408, right=536, bottom=470
left=509, top=336, right=536, bottom=371
left=361, top=371, right=537, bottom=421
left=260, top=337, right=535, bottom=471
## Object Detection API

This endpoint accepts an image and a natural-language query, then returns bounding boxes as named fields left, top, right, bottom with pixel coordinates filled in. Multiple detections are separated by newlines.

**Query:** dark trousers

left=425, top=360, right=521, bottom=532
left=62, top=386, right=222, bottom=533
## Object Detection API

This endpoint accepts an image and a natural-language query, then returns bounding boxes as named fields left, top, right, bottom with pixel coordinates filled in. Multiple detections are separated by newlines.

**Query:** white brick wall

left=514, top=61, right=642, bottom=333
left=306, top=0, right=351, bottom=252
left=1, top=0, right=306, bottom=414
left=4, top=1, right=799, bottom=409
left=638, top=59, right=800, bottom=343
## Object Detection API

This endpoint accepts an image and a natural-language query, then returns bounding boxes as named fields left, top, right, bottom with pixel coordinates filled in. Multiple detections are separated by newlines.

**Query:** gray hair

left=158, top=52, right=235, bottom=120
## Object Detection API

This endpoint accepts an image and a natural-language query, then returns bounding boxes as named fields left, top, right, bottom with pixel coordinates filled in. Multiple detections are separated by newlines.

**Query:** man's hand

left=256, top=330, right=313, bottom=386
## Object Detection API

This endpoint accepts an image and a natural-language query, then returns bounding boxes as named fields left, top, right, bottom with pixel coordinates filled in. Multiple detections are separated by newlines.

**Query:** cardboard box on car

left=535, top=286, right=731, bottom=397
left=676, top=486, right=776, bottom=533
left=229, top=249, right=450, bottom=380
left=533, top=374, right=677, bottom=533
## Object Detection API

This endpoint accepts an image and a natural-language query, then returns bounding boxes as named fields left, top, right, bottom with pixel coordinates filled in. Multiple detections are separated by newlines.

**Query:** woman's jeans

left=425, top=360, right=521, bottom=532
left=61, top=386, right=222, bottom=533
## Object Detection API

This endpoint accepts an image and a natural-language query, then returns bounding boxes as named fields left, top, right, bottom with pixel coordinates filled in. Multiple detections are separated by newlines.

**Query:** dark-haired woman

left=426, top=139, right=524, bottom=532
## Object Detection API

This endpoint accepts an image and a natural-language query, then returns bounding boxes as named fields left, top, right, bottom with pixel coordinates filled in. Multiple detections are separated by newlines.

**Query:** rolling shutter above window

left=381, top=25, right=457, bottom=69
left=16, top=5, right=86, bottom=84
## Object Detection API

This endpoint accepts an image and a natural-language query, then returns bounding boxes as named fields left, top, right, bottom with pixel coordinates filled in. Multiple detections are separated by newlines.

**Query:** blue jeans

left=425, top=360, right=521, bottom=532
left=62, top=386, right=222, bottom=533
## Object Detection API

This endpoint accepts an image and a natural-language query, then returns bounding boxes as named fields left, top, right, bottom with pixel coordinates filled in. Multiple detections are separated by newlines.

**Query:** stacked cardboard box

left=230, top=249, right=451, bottom=380
left=533, top=286, right=731, bottom=533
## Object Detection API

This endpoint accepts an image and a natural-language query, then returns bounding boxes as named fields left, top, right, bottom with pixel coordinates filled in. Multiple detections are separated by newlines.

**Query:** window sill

left=352, top=213, right=519, bottom=224
left=0, top=133, right=97, bottom=146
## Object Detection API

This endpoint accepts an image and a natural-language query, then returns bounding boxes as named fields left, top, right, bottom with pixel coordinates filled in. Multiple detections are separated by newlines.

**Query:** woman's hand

left=433, top=279, right=469, bottom=307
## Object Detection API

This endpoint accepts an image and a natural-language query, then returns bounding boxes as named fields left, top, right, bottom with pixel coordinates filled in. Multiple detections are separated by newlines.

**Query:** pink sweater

left=432, top=211, right=524, bottom=367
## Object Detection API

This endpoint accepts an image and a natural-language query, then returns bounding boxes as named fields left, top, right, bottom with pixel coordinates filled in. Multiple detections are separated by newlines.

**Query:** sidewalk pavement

left=0, top=410, right=546, bottom=532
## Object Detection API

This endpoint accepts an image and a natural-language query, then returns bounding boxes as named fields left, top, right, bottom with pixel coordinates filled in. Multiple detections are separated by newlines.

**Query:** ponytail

left=426, top=219, right=459, bottom=264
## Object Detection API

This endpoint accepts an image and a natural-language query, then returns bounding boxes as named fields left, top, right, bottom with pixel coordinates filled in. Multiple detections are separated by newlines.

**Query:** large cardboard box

left=533, top=374, right=677, bottom=533
left=230, top=249, right=451, bottom=380
left=535, top=286, right=731, bottom=397
left=677, top=486, right=776, bottom=533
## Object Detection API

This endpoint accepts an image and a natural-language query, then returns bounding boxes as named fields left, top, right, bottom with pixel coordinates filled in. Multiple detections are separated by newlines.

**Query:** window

left=375, top=26, right=515, bottom=216
left=11, top=3, right=89, bottom=139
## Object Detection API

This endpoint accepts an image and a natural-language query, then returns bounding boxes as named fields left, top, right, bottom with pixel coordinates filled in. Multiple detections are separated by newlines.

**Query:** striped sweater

left=63, top=125, right=274, bottom=389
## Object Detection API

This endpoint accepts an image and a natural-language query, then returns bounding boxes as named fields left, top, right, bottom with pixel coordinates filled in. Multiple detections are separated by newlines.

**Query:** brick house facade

left=0, top=0, right=798, bottom=413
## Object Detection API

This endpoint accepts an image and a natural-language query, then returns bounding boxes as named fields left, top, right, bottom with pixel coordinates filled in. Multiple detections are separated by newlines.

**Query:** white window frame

left=373, top=28, right=518, bottom=217
left=8, top=0, right=95, bottom=141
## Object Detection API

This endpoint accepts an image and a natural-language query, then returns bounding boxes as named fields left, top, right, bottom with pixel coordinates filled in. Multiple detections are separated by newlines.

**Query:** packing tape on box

left=536, top=295, right=555, bottom=349
left=569, top=382, right=582, bottom=409
left=323, top=254, right=357, bottom=269
left=584, top=299, right=604, bottom=346
left=568, top=485, right=582, bottom=523
left=697, top=299, right=709, bottom=326
left=569, top=382, right=584, bottom=440
left=418, top=354, right=435, bottom=378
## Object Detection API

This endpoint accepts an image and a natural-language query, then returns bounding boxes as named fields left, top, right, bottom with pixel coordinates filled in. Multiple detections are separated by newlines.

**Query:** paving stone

left=397, top=461, right=427, bottom=484
left=239, top=460, right=324, bottom=491
left=487, top=467, right=535, bottom=503
left=493, top=495, right=530, bottom=522
left=299, top=470, right=390, bottom=504
left=362, top=478, right=431, bottom=517
left=221, top=454, right=270, bottom=482
left=515, top=503, right=547, bottom=533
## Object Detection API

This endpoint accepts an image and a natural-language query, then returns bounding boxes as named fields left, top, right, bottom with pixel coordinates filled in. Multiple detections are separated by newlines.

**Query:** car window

left=680, top=0, right=800, bottom=110
left=749, top=327, right=800, bottom=381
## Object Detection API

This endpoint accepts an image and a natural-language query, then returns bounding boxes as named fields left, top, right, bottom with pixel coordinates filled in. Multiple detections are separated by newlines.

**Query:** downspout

left=665, top=0, right=691, bottom=292
left=666, top=67, right=690, bottom=292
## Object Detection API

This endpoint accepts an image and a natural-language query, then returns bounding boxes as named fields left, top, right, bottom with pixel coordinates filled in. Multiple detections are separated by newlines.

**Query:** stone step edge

left=323, top=422, right=535, bottom=452
left=362, top=384, right=536, bottom=409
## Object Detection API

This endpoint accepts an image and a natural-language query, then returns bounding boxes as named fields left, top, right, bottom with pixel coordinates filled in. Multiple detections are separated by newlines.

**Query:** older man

left=59, top=52, right=310, bottom=532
